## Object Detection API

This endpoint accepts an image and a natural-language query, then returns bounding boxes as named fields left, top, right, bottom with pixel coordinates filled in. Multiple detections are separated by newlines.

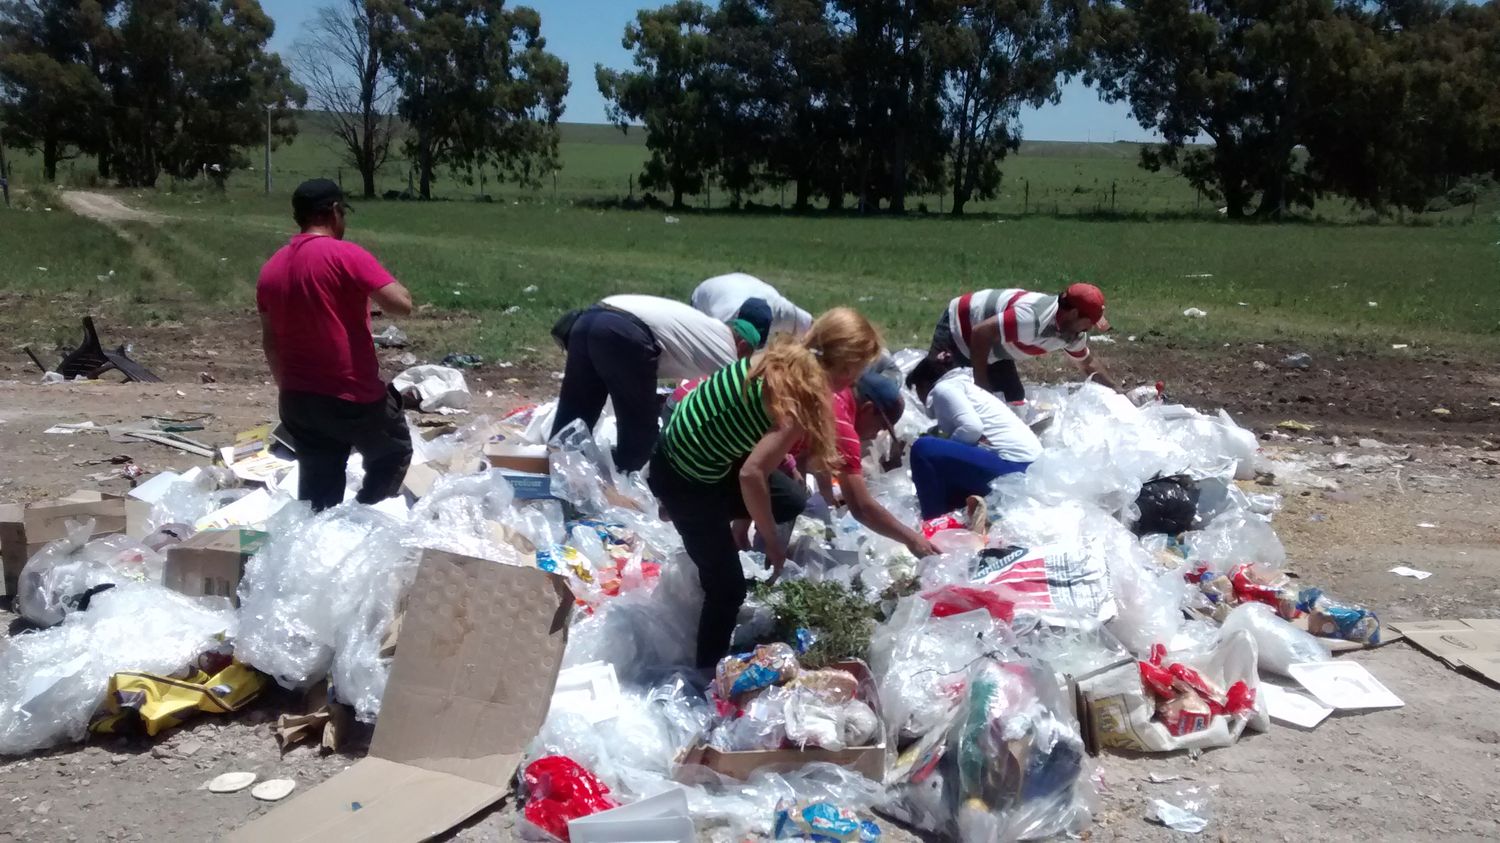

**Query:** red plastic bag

left=921, top=584, right=1016, bottom=622
left=522, top=756, right=617, bottom=841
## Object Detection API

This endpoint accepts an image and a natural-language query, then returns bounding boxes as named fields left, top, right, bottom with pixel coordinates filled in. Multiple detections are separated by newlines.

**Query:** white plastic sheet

left=393, top=364, right=472, bottom=413
left=0, top=584, right=235, bottom=754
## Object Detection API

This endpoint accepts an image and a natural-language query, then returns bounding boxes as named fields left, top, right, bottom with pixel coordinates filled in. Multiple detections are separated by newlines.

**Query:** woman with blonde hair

left=649, top=307, right=882, bottom=669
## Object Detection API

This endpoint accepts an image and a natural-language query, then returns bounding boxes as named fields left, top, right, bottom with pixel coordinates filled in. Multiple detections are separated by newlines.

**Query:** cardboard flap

left=223, top=757, right=505, bottom=843
left=1391, top=619, right=1500, bottom=673
left=230, top=549, right=573, bottom=842
left=370, top=550, right=571, bottom=783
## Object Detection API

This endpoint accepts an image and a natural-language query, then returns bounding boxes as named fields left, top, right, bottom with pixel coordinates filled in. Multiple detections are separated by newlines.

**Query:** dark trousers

left=279, top=387, right=413, bottom=512
left=648, top=450, right=808, bottom=669
left=910, top=435, right=1032, bottom=519
left=551, top=307, right=661, bottom=473
left=930, top=315, right=1027, bottom=403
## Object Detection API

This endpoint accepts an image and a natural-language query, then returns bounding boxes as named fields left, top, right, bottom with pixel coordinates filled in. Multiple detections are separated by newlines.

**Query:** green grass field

left=2, top=121, right=1497, bottom=368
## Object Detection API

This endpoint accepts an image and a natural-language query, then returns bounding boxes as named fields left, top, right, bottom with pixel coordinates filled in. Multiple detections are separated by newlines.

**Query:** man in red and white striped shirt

left=928, top=283, right=1119, bottom=403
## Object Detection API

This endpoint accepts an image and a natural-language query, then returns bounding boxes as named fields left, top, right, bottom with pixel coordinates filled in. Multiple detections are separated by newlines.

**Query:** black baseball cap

left=292, top=178, right=350, bottom=218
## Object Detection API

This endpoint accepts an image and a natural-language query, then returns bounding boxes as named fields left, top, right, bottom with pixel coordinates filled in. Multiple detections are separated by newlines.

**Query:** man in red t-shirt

left=257, top=179, right=415, bottom=511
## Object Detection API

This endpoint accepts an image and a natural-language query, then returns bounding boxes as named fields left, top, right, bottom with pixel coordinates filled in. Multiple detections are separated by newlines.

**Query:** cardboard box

left=485, top=441, right=550, bottom=474
left=163, top=528, right=268, bottom=605
left=1389, top=619, right=1500, bottom=687
left=498, top=470, right=554, bottom=501
left=1, top=490, right=127, bottom=596
left=401, top=462, right=443, bottom=500
left=678, top=660, right=887, bottom=783
left=226, top=549, right=573, bottom=843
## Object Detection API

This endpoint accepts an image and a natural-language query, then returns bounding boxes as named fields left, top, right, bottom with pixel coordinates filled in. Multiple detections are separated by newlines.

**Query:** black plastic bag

left=1133, top=475, right=1200, bottom=536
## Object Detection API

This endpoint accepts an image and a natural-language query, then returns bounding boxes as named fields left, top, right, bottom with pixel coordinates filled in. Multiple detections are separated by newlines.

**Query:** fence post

left=1111, top=180, right=1117, bottom=214
left=1023, top=179, right=1029, bottom=215
left=553, top=172, right=558, bottom=204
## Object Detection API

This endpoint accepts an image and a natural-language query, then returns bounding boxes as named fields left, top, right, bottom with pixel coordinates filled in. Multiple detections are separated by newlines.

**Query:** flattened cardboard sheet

left=227, top=549, right=572, bottom=842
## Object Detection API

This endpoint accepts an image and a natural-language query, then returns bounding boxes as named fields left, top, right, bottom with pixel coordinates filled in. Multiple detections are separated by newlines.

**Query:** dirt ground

left=1, top=309, right=1498, bottom=842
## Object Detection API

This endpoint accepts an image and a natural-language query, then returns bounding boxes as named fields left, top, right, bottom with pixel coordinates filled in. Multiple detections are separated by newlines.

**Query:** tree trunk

left=362, top=166, right=377, bottom=200
left=672, top=187, right=685, bottom=210
left=418, top=131, right=433, bottom=200
left=951, top=184, right=969, bottom=216
left=43, top=137, right=59, bottom=183
left=889, top=132, right=907, bottom=214
left=794, top=175, right=811, bottom=212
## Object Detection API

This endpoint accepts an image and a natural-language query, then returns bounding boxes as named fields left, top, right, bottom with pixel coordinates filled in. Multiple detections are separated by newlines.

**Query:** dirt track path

left=59, top=191, right=167, bottom=225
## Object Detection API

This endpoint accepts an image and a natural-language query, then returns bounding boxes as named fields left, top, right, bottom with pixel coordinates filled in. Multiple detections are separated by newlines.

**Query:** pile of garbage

left=0, top=358, right=1398, bottom=841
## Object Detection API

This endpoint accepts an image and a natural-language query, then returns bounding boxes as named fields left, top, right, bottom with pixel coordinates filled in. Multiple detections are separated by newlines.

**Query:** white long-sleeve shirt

left=691, top=273, right=813, bottom=337
left=924, top=368, right=1043, bottom=463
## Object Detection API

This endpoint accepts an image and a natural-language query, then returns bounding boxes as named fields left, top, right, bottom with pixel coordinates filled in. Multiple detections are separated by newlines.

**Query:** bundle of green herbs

left=751, top=579, right=879, bottom=669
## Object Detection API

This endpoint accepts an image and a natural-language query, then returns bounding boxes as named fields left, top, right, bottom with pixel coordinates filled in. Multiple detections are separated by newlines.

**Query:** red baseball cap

left=1063, top=283, right=1110, bottom=332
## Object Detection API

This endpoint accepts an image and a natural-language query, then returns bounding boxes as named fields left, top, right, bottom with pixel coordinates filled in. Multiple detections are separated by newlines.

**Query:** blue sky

left=262, top=0, right=1154, bottom=143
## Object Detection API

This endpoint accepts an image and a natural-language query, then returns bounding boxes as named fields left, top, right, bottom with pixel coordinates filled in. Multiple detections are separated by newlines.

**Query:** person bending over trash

left=905, top=356, right=1044, bottom=519
left=257, top=179, right=415, bottom=512
left=927, top=283, right=1117, bottom=404
left=648, top=308, right=882, bottom=670
left=802, top=357, right=939, bottom=559
left=692, top=272, right=813, bottom=338
left=550, top=294, right=771, bottom=474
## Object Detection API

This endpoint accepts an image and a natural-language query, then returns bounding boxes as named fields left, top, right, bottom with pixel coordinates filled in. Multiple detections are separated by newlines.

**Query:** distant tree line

left=0, top=0, right=570, bottom=198
left=0, top=0, right=302, bottom=189
left=598, top=0, right=1500, bottom=217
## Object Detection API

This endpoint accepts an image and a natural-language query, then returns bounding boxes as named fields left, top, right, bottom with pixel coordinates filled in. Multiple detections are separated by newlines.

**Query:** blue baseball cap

left=736, top=297, right=773, bottom=347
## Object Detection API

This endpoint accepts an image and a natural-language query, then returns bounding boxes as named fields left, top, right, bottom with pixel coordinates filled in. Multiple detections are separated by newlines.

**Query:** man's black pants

left=648, top=450, right=808, bottom=669
left=551, top=306, right=661, bottom=473
left=279, top=387, right=413, bottom=512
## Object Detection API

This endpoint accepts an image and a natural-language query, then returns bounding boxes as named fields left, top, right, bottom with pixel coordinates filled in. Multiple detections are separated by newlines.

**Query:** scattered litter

left=1182, top=307, right=1207, bottom=318
left=251, top=779, right=297, bottom=802
left=1416, top=522, right=1437, bottom=528
left=1389, top=619, right=1500, bottom=687
left=24, top=317, right=161, bottom=383
left=1237, top=301, right=1249, bottom=307
left=1279, top=352, right=1312, bottom=369
left=1287, top=662, right=1404, bottom=710
left=1251, top=360, right=1269, bottom=372
left=524, top=285, right=539, bottom=294
left=1367, top=301, right=1378, bottom=307
left=35, top=266, right=48, bottom=271
left=209, top=772, right=257, bottom=794
left=1389, top=566, right=1432, bottom=580
left=1093, top=335, right=1116, bottom=344
left=1260, top=683, right=1333, bottom=729
left=1183, top=273, right=1214, bottom=278
left=1392, top=344, right=1409, bottom=350
left=393, top=365, right=472, bottom=413
left=504, top=305, right=522, bottom=315
left=1276, top=420, right=1316, bottom=431
left=1148, top=772, right=1184, bottom=783
left=1148, top=786, right=1211, bottom=834
left=664, top=215, right=680, bottom=224
left=372, top=325, right=408, bottom=348
left=1431, top=407, right=1451, bottom=416
left=44, top=422, right=100, bottom=435
left=439, top=353, right=483, bottom=369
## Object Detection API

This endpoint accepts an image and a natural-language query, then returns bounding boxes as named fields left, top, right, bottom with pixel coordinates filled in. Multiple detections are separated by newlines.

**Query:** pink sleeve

left=341, top=243, right=397, bottom=294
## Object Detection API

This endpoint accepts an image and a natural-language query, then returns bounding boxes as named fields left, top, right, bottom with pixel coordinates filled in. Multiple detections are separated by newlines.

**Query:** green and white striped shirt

left=662, top=358, right=772, bottom=482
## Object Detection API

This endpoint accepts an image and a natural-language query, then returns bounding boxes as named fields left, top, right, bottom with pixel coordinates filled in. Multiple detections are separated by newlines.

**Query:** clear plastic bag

left=144, top=468, right=241, bottom=535
left=404, top=470, right=531, bottom=565
left=869, top=598, right=1009, bottom=746
left=17, top=520, right=166, bottom=627
left=562, top=552, right=702, bottom=686
left=0, top=583, right=236, bottom=755
left=331, top=559, right=419, bottom=722
left=1185, top=511, right=1287, bottom=569
left=1219, top=602, right=1330, bottom=677
left=882, top=657, right=1095, bottom=842
left=236, top=503, right=414, bottom=694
